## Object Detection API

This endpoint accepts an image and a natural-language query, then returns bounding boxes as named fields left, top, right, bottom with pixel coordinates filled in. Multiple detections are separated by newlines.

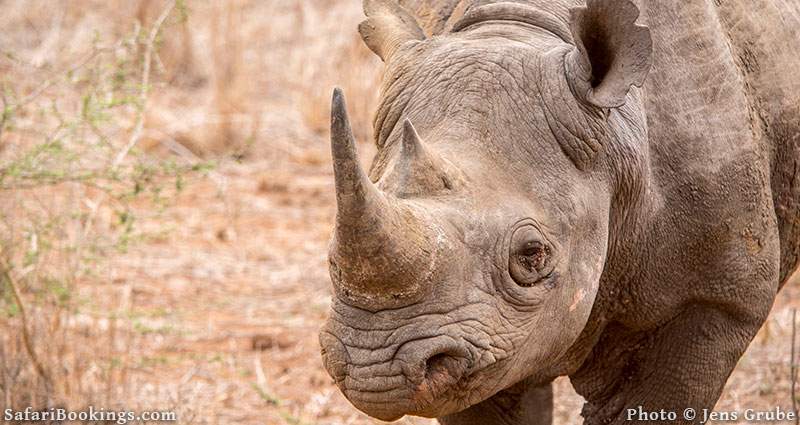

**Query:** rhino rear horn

left=379, top=119, right=458, bottom=196
left=359, top=0, right=425, bottom=62
left=566, top=0, right=653, bottom=108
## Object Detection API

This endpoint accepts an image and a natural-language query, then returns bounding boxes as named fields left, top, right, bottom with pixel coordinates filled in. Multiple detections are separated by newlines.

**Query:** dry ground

left=0, top=1, right=798, bottom=424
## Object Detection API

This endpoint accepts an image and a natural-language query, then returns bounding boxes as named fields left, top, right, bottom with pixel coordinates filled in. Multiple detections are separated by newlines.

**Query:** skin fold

left=319, top=0, right=800, bottom=424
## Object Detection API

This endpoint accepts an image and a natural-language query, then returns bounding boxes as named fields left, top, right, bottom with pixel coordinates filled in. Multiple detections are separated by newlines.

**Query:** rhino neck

left=606, top=89, right=658, bottom=237
left=543, top=86, right=658, bottom=379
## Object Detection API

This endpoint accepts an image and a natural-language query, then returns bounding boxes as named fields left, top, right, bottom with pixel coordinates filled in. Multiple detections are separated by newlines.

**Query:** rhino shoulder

left=713, top=0, right=800, bottom=286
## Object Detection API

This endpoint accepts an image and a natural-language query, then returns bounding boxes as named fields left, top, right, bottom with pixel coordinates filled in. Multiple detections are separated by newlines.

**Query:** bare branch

left=0, top=254, right=52, bottom=392
left=16, top=47, right=110, bottom=111
left=112, top=0, right=177, bottom=169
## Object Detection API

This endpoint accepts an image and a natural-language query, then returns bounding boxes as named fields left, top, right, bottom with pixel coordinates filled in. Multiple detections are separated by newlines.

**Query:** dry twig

left=0, top=254, right=52, bottom=392
left=112, top=0, right=177, bottom=169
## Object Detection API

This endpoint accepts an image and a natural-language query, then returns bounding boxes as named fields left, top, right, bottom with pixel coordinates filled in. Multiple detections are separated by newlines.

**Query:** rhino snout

left=319, top=322, right=474, bottom=419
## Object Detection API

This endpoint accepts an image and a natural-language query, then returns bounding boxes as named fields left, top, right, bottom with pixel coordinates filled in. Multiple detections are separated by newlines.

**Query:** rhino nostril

left=397, top=336, right=472, bottom=388
left=422, top=349, right=470, bottom=385
left=424, top=352, right=451, bottom=379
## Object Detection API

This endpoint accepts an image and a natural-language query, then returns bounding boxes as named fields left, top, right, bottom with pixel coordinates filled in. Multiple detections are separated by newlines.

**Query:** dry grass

left=135, top=0, right=381, bottom=160
left=0, top=1, right=797, bottom=425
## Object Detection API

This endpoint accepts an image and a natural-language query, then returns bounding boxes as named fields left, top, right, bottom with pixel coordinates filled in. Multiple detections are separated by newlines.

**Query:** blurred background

left=0, top=1, right=797, bottom=424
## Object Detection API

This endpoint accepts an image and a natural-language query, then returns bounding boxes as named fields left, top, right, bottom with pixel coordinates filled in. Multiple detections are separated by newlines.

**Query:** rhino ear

left=358, top=0, right=425, bottom=62
left=566, top=0, right=652, bottom=108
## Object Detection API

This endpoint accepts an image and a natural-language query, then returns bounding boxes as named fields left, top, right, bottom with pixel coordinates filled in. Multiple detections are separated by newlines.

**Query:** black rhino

left=319, top=0, right=800, bottom=423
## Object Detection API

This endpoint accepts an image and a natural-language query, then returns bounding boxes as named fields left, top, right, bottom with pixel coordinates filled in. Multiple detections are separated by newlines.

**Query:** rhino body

left=319, top=0, right=800, bottom=424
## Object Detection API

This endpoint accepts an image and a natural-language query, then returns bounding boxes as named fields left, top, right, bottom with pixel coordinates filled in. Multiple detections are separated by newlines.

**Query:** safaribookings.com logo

left=4, top=406, right=177, bottom=424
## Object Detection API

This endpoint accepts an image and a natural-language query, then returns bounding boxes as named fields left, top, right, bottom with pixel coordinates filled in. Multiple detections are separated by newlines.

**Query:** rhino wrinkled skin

left=318, top=0, right=800, bottom=423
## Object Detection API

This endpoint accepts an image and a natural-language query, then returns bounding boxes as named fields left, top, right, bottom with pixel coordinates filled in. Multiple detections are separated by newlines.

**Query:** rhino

left=318, top=0, right=800, bottom=423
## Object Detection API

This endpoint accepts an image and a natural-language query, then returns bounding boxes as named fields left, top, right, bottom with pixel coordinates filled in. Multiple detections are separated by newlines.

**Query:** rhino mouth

left=320, top=325, right=479, bottom=420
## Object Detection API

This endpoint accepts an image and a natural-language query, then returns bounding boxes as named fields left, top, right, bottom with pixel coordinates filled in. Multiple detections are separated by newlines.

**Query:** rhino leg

left=439, top=378, right=553, bottom=425
left=573, top=304, right=766, bottom=425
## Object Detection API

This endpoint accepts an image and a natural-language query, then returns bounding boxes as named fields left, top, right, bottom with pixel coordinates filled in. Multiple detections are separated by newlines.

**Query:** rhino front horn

left=330, top=87, right=386, bottom=220
left=329, top=89, right=438, bottom=309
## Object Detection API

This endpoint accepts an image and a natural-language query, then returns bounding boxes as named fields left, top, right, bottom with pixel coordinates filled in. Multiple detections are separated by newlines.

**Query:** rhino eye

left=509, top=225, right=553, bottom=287
left=519, top=241, right=548, bottom=271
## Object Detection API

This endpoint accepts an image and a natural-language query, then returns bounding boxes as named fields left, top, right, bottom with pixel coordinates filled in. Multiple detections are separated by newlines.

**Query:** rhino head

left=320, top=0, right=652, bottom=420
